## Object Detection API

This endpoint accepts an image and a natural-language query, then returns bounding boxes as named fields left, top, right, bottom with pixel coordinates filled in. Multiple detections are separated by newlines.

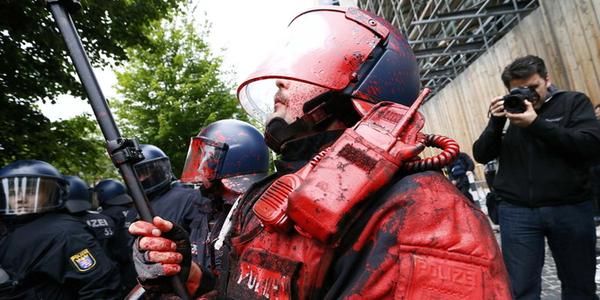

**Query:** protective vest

left=222, top=99, right=510, bottom=299
left=225, top=171, right=511, bottom=299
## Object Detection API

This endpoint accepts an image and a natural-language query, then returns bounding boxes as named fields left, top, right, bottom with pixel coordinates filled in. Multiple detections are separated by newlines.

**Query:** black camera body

left=503, top=87, right=538, bottom=113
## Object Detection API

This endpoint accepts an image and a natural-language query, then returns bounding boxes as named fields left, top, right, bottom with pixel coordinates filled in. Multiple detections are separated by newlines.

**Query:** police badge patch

left=70, top=249, right=97, bottom=272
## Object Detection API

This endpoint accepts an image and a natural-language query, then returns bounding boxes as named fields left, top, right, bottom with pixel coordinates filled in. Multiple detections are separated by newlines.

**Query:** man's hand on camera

left=506, top=100, right=537, bottom=127
left=489, top=96, right=506, bottom=118
left=129, top=216, right=202, bottom=295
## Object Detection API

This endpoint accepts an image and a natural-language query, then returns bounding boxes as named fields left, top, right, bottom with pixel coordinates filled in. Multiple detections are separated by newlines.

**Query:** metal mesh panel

left=357, top=0, right=539, bottom=97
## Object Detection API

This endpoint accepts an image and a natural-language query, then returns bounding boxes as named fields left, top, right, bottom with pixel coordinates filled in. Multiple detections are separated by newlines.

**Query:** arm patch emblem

left=70, top=248, right=97, bottom=272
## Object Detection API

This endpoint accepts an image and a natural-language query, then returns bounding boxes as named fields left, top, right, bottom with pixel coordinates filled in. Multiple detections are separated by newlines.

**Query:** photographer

left=473, top=55, right=600, bottom=300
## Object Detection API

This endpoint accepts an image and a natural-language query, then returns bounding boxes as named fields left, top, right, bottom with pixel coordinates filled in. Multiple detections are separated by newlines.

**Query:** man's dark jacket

left=473, top=91, right=600, bottom=207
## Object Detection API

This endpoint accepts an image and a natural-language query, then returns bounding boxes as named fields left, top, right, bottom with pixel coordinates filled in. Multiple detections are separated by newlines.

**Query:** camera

left=503, top=87, right=538, bottom=113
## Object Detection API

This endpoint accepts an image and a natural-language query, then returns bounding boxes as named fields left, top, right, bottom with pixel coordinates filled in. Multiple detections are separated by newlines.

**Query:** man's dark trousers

left=498, top=200, right=598, bottom=300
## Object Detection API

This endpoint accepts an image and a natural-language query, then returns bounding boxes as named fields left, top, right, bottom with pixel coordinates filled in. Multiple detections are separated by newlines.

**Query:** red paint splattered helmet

left=181, top=119, right=269, bottom=193
left=237, top=6, right=420, bottom=122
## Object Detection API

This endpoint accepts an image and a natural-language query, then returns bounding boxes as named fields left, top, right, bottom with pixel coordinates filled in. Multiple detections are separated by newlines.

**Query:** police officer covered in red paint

left=181, top=119, right=269, bottom=270
left=129, top=6, right=510, bottom=299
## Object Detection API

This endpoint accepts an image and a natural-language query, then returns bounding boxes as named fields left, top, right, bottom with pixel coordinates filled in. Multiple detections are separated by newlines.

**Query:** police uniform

left=80, top=210, right=116, bottom=251
left=189, top=193, right=230, bottom=270
left=101, top=204, right=138, bottom=292
left=195, top=132, right=510, bottom=299
left=148, top=186, right=203, bottom=233
left=0, top=213, right=122, bottom=299
left=102, top=204, right=137, bottom=256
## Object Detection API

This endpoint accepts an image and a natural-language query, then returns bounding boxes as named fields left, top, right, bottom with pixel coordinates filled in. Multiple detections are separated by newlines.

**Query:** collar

left=542, top=84, right=560, bottom=105
left=275, top=129, right=344, bottom=174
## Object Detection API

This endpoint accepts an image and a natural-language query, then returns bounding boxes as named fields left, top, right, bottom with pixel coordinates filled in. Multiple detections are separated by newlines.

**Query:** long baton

left=45, top=1, right=190, bottom=298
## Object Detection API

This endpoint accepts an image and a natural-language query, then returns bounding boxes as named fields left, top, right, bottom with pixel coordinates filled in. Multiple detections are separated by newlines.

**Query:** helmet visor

left=0, top=176, right=64, bottom=215
left=134, top=158, right=172, bottom=193
left=181, top=137, right=229, bottom=184
left=237, top=8, right=382, bottom=121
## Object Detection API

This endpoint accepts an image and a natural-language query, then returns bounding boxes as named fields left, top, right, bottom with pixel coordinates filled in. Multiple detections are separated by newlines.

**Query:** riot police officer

left=95, top=178, right=138, bottom=293
left=180, top=119, right=269, bottom=269
left=0, top=160, right=121, bottom=299
left=134, top=144, right=202, bottom=233
left=129, top=6, right=510, bottom=299
left=64, top=175, right=116, bottom=252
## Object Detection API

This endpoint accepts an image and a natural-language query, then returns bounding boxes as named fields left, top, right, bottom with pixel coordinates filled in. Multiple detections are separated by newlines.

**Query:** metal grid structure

left=357, top=0, right=539, bottom=97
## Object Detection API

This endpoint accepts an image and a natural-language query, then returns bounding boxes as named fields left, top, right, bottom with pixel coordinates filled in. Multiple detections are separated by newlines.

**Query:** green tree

left=113, top=18, right=247, bottom=176
left=0, top=0, right=183, bottom=182
left=0, top=99, right=50, bottom=162
left=0, top=0, right=183, bottom=104
left=48, top=114, right=118, bottom=183
left=0, top=101, right=117, bottom=183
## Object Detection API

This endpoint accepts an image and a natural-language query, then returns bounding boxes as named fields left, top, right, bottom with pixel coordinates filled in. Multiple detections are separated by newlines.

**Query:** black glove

left=133, top=223, right=191, bottom=294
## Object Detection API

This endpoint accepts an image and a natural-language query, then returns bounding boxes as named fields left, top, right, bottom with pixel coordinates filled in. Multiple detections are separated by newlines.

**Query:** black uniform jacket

left=149, top=186, right=203, bottom=233
left=0, top=213, right=121, bottom=299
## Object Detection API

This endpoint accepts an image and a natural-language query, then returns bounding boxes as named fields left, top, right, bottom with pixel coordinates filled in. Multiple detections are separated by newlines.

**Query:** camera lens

left=503, top=93, right=526, bottom=113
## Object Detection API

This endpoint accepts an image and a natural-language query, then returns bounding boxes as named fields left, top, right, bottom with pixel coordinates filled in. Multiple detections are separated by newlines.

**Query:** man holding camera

left=473, top=55, right=600, bottom=300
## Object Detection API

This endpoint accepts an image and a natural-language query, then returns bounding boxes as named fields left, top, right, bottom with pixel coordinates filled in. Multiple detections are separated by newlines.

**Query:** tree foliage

left=0, top=99, right=117, bottom=183
left=0, top=0, right=184, bottom=182
left=113, top=18, right=247, bottom=176
left=48, top=114, right=118, bottom=183
left=0, top=0, right=182, bottom=104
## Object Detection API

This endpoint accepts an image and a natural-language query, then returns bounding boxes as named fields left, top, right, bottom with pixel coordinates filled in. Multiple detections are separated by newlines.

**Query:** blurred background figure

left=445, top=151, right=475, bottom=203
left=484, top=159, right=500, bottom=226
left=591, top=104, right=600, bottom=224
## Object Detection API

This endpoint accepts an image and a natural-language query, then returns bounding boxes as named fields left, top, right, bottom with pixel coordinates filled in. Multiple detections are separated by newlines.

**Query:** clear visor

left=1, top=176, right=64, bottom=215
left=237, top=8, right=381, bottom=121
left=181, top=137, right=228, bottom=184
left=135, top=158, right=172, bottom=192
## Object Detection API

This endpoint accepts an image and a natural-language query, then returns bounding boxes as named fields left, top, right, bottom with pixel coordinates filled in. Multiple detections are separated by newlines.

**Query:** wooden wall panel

left=420, top=0, right=600, bottom=178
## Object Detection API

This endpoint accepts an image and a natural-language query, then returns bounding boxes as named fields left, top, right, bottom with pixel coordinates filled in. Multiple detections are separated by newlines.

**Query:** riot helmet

left=0, top=160, right=68, bottom=216
left=181, top=119, right=269, bottom=193
left=134, top=144, right=174, bottom=195
left=237, top=6, right=420, bottom=123
left=64, top=175, right=92, bottom=213
left=94, top=179, right=133, bottom=207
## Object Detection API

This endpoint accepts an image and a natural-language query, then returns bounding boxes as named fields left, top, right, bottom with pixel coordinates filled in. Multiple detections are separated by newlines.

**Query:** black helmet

left=181, top=119, right=269, bottom=193
left=64, top=175, right=92, bottom=213
left=0, top=160, right=68, bottom=215
left=94, top=179, right=133, bottom=207
left=134, top=144, right=174, bottom=195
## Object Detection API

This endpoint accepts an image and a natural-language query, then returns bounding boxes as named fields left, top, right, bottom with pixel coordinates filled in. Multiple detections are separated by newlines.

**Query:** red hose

left=403, top=134, right=460, bottom=173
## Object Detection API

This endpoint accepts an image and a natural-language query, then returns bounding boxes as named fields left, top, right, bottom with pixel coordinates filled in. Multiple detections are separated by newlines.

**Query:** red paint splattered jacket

left=199, top=134, right=510, bottom=299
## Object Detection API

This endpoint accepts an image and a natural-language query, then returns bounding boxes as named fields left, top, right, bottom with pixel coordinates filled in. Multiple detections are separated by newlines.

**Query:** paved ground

left=490, top=221, right=600, bottom=299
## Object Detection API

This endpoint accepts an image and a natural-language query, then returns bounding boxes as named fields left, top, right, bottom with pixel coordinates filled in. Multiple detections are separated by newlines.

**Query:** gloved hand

left=129, top=216, right=201, bottom=295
